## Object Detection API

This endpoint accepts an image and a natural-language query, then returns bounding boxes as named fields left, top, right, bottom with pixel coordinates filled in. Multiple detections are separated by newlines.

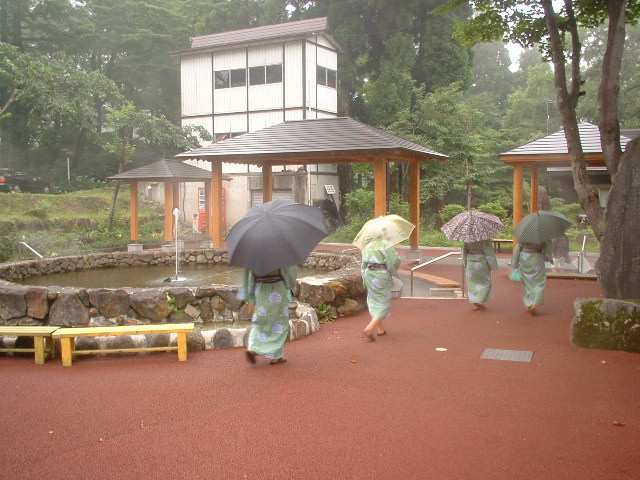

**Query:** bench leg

left=47, top=336, right=56, bottom=359
left=61, top=338, right=73, bottom=367
left=34, top=336, right=46, bottom=365
left=177, top=332, right=188, bottom=362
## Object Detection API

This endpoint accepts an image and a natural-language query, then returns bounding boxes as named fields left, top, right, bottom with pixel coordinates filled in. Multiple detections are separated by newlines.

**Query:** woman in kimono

left=361, top=237, right=401, bottom=341
left=463, top=240, right=498, bottom=310
left=239, top=265, right=297, bottom=364
left=512, top=241, right=551, bottom=315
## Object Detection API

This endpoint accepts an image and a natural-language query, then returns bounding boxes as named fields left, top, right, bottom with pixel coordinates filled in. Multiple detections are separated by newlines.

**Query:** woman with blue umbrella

left=512, top=211, right=570, bottom=315
left=227, top=200, right=328, bottom=364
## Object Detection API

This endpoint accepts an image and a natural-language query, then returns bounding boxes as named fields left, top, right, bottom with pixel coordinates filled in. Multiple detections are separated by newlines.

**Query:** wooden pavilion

left=108, top=159, right=226, bottom=242
left=176, top=117, right=447, bottom=249
left=500, top=122, right=631, bottom=227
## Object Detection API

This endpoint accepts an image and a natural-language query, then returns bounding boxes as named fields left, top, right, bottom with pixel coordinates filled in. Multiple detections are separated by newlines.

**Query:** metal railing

left=410, top=250, right=463, bottom=297
left=19, top=241, right=43, bottom=259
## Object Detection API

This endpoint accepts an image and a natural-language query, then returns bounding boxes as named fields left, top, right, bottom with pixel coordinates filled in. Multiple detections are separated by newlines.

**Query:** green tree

left=458, top=0, right=640, bottom=299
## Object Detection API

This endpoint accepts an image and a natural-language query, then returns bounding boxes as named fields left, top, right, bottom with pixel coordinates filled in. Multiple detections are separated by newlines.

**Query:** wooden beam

left=530, top=166, right=539, bottom=213
left=263, top=161, right=273, bottom=203
left=210, top=160, right=224, bottom=249
left=374, top=158, right=387, bottom=217
left=163, top=182, right=174, bottom=242
left=409, top=159, right=421, bottom=249
left=501, top=152, right=606, bottom=166
left=513, top=165, right=524, bottom=231
left=130, top=182, right=139, bottom=241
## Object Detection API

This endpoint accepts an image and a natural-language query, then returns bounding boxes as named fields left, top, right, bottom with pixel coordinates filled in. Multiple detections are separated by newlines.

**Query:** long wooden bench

left=52, top=323, right=194, bottom=367
left=0, top=326, right=59, bottom=365
left=492, top=238, right=514, bottom=253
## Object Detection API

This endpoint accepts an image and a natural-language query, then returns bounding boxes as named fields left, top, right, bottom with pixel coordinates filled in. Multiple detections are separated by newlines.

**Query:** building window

left=214, top=68, right=246, bottom=89
left=250, top=64, right=282, bottom=86
left=316, top=65, right=337, bottom=89
left=266, top=64, right=282, bottom=83
left=214, top=131, right=246, bottom=142
left=230, top=68, right=246, bottom=87
left=249, top=66, right=265, bottom=85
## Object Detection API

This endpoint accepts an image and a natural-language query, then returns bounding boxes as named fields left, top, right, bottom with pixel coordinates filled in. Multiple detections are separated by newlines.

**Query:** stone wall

left=0, top=249, right=363, bottom=352
left=572, top=298, right=640, bottom=353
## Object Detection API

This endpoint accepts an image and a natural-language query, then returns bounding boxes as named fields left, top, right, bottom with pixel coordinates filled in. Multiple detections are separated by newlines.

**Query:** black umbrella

left=226, top=200, right=328, bottom=276
left=514, top=210, right=571, bottom=244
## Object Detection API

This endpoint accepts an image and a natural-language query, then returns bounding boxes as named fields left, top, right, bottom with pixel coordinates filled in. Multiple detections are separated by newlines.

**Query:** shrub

left=477, top=201, right=508, bottom=223
left=315, top=303, right=337, bottom=323
left=550, top=198, right=583, bottom=225
left=440, top=204, right=466, bottom=223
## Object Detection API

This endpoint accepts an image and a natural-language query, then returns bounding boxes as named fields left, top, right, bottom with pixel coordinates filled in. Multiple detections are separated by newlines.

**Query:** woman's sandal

left=245, top=350, right=256, bottom=364
left=376, top=331, right=387, bottom=336
left=269, top=358, right=287, bottom=365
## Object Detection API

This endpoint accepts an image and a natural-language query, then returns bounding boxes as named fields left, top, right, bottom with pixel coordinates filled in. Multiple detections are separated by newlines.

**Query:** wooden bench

left=0, top=326, right=59, bottom=365
left=52, top=323, right=194, bottom=367
left=492, top=238, right=514, bottom=252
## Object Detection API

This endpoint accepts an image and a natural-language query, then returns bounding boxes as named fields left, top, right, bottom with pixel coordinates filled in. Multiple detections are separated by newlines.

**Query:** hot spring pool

left=17, top=264, right=318, bottom=288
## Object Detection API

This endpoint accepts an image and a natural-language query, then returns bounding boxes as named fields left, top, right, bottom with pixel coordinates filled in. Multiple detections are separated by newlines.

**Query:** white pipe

left=19, top=242, right=43, bottom=259
left=173, top=208, right=180, bottom=279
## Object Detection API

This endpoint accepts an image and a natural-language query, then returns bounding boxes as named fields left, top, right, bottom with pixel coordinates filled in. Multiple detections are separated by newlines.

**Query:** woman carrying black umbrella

left=239, top=266, right=297, bottom=364
left=226, top=199, right=328, bottom=365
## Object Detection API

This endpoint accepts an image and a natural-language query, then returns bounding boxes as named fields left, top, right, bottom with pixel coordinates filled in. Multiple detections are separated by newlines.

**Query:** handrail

left=19, top=241, right=43, bottom=259
left=410, top=250, right=463, bottom=297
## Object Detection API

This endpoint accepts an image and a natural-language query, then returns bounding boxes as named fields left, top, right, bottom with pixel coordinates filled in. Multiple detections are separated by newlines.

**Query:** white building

left=153, top=17, right=342, bottom=233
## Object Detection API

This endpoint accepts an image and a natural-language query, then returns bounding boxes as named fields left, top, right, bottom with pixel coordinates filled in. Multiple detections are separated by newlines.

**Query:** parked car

left=0, top=168, right=50, bottom=193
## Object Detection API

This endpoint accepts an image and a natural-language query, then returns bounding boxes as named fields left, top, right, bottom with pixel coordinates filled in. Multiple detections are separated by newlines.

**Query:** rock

left=0, top=286, right=27, bottom=321
left=213, top=328, right=234, bottom=349
left=89, top=316, right=117, bottom=327
left=572, top=298, right=640, bottom=352
left=242, top=326, right=252, bottom=347
left=292, top=319, right=308, bottom=340
left=75, top=337, right=100, bottom=351
left=167, top=288, right=195, bottom=309
left=49, top=293, right=90, bottom=326
left=106, top=335, right=136, bottom=352
left=184, top=304, right=201, bottom=320
left=196, top=254, right=207, bottom=264
left=168, top=311, right=191, bottom=323
left=88, top=289, right=130, bottom=318
left=210, top=296, right=226, bottom=312
left=215, top=287, right=242, bottom=310
left=147, top=334, right=170, bottom=349
left=77, top=289, right=90, bottom=307
left=129, top=290, right=171, bottom=321
left=16, top=316, right=43, bottom=326
left=195, top=286, right=217, bottom=298
left=297, top=277, right=336, bottom=306
left=238, top=302, right=255, bottom=321
left=187, top=329, right=205, bottom=351
left=25, top=287, right=48, bottom=319
left=199, top=298, right=213, bottom=321
left=337, top=298, right=363, bottom=317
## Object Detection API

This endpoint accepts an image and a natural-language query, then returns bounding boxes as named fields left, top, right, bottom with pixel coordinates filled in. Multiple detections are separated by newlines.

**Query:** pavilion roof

left=175, top=117, right=447, bottom=164
left=501, top=122, right=631, bottom=166
left=108, top=159, right=218, bottom=182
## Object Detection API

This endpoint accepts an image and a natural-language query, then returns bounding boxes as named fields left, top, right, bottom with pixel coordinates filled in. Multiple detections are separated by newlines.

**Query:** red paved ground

left=2, top=269, right=640, bottom=480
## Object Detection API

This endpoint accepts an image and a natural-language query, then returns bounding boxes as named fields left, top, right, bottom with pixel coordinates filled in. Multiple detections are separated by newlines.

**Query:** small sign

left=324, top=184, right=336, bottom=195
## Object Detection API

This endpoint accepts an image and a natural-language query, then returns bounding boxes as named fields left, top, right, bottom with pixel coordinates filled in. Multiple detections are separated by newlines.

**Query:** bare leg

left=376, top=320, right=386, bottom=335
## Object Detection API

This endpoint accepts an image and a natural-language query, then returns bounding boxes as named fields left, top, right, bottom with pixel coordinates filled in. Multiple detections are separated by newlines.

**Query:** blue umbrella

left=226, top=200, right=328, bottom=276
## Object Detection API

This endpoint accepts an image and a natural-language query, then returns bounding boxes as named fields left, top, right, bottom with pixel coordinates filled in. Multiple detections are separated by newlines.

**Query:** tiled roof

left=176, top=117, right=447, bottom=162
left=502, top=122, right=630, bottom=156
left=190, top=17, right=329, bottom=50
left=108, top=159, right=214, bottom=181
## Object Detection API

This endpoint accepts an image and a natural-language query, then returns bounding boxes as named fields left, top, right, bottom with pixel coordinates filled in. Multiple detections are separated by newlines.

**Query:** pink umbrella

left=441, top=210, right=503, bottom=242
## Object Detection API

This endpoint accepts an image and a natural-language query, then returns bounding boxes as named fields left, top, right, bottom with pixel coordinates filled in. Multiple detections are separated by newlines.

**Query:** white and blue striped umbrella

left=441, top=210, right=504, bottom=242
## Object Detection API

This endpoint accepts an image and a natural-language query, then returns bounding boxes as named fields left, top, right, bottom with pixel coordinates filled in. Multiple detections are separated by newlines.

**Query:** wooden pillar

left=130, top=182, right=139, bottom=242
left=530, top=166, right=539, bottom=213
left=204, top=180, right=211, bottom=233
left=513, top=165, right=524, bottom=229
left=163, top=182, right=174, bottom=242
left=374, top=158, right=387, bottom=217
left=210, top=160, right=224, bottom=248
left=409, top=159, right=420, bottom=249
left=172, top=181, right=180, bottom=211
left=263, top=162, right=273, bottom=203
